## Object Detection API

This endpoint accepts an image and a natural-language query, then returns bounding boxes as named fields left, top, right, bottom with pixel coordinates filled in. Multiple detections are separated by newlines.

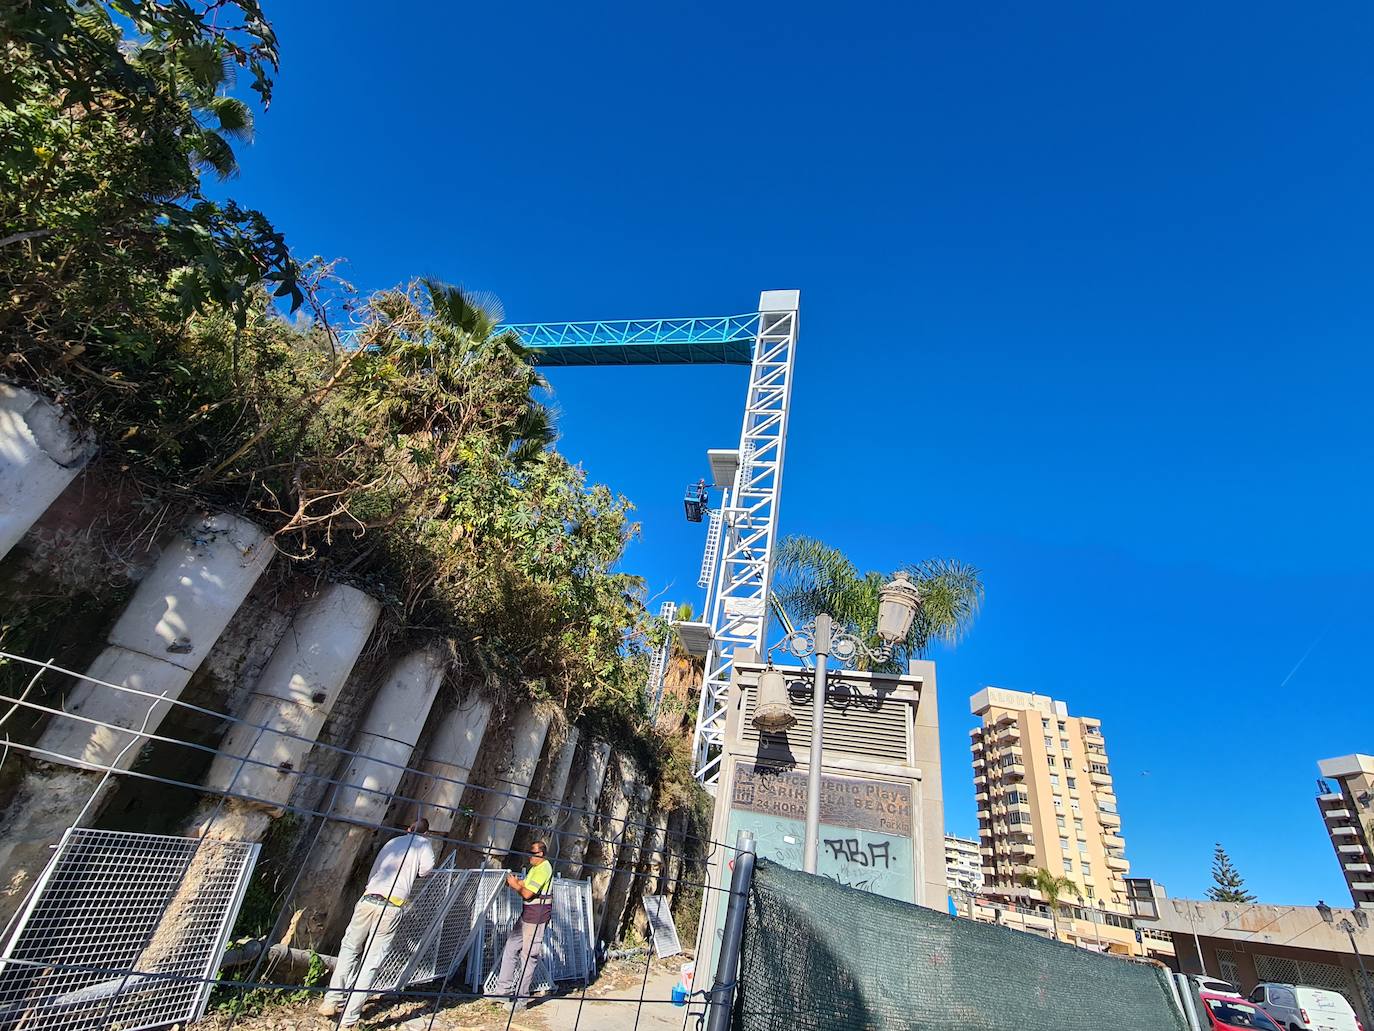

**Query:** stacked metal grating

left=0, top=829, right=258, bottom=1031
left=471, top=877, right=595, bottom=994
left=734, top=859, right=1188, bottom=1031
left=369, top=863, right=507, bottom=991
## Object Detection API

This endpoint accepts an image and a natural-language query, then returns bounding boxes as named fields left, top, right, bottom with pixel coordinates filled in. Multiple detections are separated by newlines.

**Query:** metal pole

left=803, top=613, right=832, bottom=874
left=1345, top=926, right=1374, bottom=1017
left=704, top=830, right=757, bottom=1031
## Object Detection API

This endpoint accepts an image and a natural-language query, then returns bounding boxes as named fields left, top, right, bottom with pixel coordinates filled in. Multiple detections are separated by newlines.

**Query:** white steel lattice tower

left=691, top=290, right=799, bottom=785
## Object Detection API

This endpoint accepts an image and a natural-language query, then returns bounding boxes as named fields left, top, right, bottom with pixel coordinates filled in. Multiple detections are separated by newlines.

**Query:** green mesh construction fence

left=733, top=860, right=1188, bottom=1031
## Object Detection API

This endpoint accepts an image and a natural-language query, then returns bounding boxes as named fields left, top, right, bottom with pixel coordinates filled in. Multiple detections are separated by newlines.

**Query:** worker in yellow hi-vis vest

left=492, top=840, right=554, bottom=1011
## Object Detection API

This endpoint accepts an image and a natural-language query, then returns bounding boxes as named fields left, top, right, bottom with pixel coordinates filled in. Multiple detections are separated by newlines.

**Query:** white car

left=1248, top=982, right=1362, bottom=1031
left=1192, top=975, right=1244, bottom=998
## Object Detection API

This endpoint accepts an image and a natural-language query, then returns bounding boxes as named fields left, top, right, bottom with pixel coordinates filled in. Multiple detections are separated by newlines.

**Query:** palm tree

left=769, top=535, right=984, bottom=671
left=1019, top=867, right=1081, bottom=939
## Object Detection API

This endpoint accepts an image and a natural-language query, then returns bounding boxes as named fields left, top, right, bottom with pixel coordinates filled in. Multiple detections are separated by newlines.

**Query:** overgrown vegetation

left=0, top=2, right=694, bottom=790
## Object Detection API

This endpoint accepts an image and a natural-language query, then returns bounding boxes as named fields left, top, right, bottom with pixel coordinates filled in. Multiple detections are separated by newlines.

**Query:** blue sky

left=220, top=1, right=1374, bottom=904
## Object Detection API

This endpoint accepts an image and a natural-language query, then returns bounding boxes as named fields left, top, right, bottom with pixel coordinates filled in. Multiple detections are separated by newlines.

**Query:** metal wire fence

left=0, top=649, right=730, bottom=1030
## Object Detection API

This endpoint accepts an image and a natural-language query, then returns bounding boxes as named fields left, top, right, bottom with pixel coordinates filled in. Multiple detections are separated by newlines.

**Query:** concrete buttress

left=0, top=512, right=272, bottom=924
left=0, top=384, right=94, bottom=561
left=196, top=583, right=381, bottom=841
left=415, top=692, right=493, bottom=834
left=555, top=738, right=611, bottom=877
left=467, top=705, right=552, bottom=862
left=285, top=646, right=445, bottom=948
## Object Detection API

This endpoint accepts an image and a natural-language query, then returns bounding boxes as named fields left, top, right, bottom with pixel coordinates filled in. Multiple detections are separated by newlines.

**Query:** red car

left=1200, top=991, right=1285, bottom=1031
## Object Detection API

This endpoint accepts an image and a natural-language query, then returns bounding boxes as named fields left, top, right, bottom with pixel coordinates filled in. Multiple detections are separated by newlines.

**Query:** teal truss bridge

left=499, top=314, right=759, bottom=367
left=499, top=291, right=800, bottom=787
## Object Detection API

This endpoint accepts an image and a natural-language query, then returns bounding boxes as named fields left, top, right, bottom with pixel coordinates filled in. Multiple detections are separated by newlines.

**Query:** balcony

left=1001, top=763, right=1026, bottom=781
left=1010, top=841, right=1036, bottom=859
left=980, top=845, right=994, bottom=857
left=996, top=724, right=1022, bottom=744
left=1318, top=792, right=1342, bottom=803
left=1102, top=833, right=1126, bottom=850
left=1345, top=862, right=1372, bottom=873
left=994, top=712, right=1016, bottom=727
left=977, top=805, right=991, bottom=820
left=1099, top=810, right=1121, bottom=827
left=973, top=773, right=986, bottom=786
left=1339, top=843, right=1363, bottom=855
left=1325, top=809, right=1353, bottom=821
left=1332, top=825, right=1358, bottom=837
left=975, top=791, right=989, bottom=803
left=1106, top=855, right=1130, bottom=872
left=1353, top=882, right=1374, bottom=892
left=1090, top=771, right=1112, bottom=787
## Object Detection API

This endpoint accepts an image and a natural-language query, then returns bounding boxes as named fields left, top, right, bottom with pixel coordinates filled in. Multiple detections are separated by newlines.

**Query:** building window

left=1057, top=815, right=1066, bottom=829
left=1060, top=738, right=1071, bottom=751
left=1067, top=777, right=1077, bottom=790
left=1051, top=774, right=1060, bottom=788
left=1045, top=735, right=1054, bottom=749
left=1085, top=885, right=1095, bottom=899
left=1078, top=841, right=1089, bottom=853
left=1053, top=795, right=1063, bottom=809
left=1070, top=799, right=1081, bottom=813
left=1064, top=757, right=1073, bottom=770
left=1074, top=818, right=1084, bottom=832
left=1047, top=755, right=1056, bottom=767
left=1063, top=859, right=1074, bottom=873
left=1060, top=836, right=1071, bottom=851
left=1058, top=721, right=1067, bottom=731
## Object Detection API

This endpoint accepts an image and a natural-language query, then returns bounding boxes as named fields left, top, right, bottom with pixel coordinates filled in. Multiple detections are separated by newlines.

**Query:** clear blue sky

left=221, top=1, right=1374, bottom=905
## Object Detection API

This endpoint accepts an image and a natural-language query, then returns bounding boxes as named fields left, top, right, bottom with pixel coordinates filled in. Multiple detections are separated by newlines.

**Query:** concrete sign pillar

left=0, top=512, right=272, bottom=925
left=468, top=704, right=552, bottom=862
left=415, top=692, right=493, bottom=834
left=197, top=583, right=381, bottom=842
left=556, top=738, right=611, bottom=877
left=286, top=646, right=446, bottom=948
left=0, top=384, right=93, bottom=561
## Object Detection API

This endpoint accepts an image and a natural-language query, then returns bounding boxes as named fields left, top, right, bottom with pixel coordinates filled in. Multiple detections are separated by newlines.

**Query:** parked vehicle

left=1200, top=992, right=1285, bottom=1031
left=1193, top=975, right=1245, bottom=998
left=1247, top=982, right=1362, bottom=1031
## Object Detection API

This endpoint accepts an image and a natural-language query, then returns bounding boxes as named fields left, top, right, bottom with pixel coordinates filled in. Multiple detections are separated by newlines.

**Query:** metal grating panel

left=0, top=828, right=258, bottom=1031
left=470, top=878, right=594, bottom=994
left=740, top=683, right=912, bottom=764
left=1254, top=953, right=1362, bottom=1009
left=641, top=895, right=682, bottom=959
left=370, top=864, right=505, bottom=991
left=698, top=509, right=723, bottom=589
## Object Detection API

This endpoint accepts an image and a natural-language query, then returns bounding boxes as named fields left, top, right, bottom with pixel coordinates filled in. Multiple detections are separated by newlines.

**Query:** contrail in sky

left=1278, top=625, right=1331, bottom=689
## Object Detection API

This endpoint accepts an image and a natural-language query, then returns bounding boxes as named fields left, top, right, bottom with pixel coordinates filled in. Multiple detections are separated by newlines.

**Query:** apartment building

left=970, top=686, right=1137, bottom=954
left=1316, top=754, right=1374, bottom=908
left=945, top=833, right=985, bottom=899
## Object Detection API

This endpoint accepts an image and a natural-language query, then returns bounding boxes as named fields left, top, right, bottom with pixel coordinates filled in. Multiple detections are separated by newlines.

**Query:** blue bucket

left=671, top=984, right=688, bottom=1006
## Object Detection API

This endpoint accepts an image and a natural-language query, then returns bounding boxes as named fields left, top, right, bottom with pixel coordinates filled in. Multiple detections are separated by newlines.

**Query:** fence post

left=704, top=829, right=756, bottom=1031
left=1171, top=972, right=1203, bottom=1031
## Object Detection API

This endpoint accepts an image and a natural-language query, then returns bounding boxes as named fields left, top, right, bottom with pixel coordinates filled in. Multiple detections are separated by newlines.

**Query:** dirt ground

left=197, top=954, right=700, bottom=1031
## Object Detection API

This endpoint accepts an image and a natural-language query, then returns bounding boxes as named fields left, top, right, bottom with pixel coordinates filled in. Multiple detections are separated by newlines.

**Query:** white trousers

left=325, top=897, right=402, bottom=1025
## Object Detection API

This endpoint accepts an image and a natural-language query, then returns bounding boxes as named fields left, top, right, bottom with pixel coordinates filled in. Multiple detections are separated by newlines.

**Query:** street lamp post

left=1319, top=900, right=1374, bottom=1015
left=752, top=573, right=921, bottom=875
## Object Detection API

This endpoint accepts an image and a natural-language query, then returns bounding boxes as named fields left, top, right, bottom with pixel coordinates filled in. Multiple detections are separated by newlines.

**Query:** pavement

left=199, top=956, right=701, bottom=1031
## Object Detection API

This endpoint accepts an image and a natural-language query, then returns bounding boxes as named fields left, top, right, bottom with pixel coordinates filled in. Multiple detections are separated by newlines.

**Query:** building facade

left=1316, top=754, right=1374, bottom=909
left=970, top=686, right=1136, bottom=953
left=945, top=833, right=984, bottom=900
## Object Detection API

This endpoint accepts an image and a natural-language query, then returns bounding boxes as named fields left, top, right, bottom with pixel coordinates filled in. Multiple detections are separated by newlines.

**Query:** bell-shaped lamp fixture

left=752, top=668, right=797, bottom=733
left=876, top=571, right=921, bottom=646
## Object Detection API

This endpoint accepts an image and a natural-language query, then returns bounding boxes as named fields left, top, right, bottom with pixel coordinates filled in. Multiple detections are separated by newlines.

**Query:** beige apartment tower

left=970, top=686, right=1137, bottom=954
left=1316, top=754, right=1374, bottom=909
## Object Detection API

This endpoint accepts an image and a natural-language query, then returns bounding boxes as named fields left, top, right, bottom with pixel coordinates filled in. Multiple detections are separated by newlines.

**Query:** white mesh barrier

left=369, top=865, right=505, bottom=991
left=470, top=877, right=594, bottom=994
left=0, top=828, right=258, bottom=1031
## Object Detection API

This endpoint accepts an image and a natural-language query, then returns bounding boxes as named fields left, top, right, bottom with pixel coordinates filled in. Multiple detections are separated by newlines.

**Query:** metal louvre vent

left=371, top=864, right=505, bottom=990
left=741, top=683, right=912, bottom=764
left=641, top=895, right=682, bottom=958
left=0, top=828, right=258, bottom=1031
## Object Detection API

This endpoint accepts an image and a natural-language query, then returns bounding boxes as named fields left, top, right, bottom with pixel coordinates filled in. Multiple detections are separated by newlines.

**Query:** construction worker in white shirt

left=319, top=818, right=436, bottom=1026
